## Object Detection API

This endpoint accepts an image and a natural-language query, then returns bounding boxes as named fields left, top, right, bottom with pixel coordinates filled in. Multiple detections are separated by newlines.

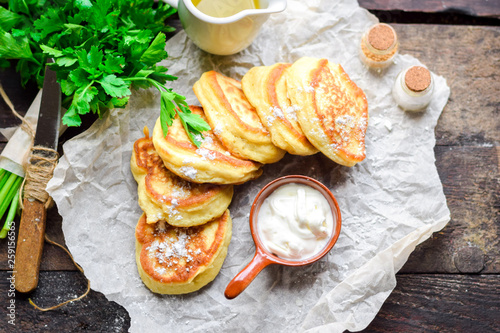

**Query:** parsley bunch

left=0, top=0, right=210, bottom=146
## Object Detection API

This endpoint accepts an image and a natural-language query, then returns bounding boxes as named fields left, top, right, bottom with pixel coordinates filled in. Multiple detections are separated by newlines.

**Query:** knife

left=14, top=59, right=61, bottom=293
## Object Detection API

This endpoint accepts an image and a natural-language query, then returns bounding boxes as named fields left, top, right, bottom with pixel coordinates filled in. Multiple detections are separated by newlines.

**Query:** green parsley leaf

left=0, top=30, right=35, bottom=60
left=160, top=90, right=176, bottom=134
left=140, top=33, right=168, bottom=66
left=99, top=74, right=131, bottom=98
left=40, top=45, right=63, bottom=57
left=0, top=7, right=22, bottom=31
left=1, top=0, right=211, bottom=147
left=56, top=56, right=78, bottom=67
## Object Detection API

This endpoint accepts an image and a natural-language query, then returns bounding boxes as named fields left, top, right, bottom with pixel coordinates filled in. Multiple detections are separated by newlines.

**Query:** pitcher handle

left=224, top=248, right=273, bottom=299
left=161, top=0, right=178, bottom=9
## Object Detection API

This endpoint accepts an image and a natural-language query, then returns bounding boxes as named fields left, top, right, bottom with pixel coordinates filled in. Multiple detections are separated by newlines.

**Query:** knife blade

left=14, top=59, right=61, bottom=293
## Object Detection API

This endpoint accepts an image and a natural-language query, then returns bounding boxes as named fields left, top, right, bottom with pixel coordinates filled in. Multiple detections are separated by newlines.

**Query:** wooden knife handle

left=14, top=198, right=47, bottom=293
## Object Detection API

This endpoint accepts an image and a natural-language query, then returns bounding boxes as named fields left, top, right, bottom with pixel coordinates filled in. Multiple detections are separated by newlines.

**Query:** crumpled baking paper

left=46, top=0, right=451, bottom=332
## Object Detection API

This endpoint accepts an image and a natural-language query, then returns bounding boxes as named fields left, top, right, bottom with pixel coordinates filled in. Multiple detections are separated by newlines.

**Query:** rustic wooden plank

left=1, top=271, right=498, bottom=333
left=0, top=206, right=78, bottom=271
left=0, top=271, right=130, bottom=332
left=393, top=24, right=500, bottom=147
left=401, top=146, right=500, bottom=274
left=0, top=66, right=38, bottom=142
left=363, top=274, right=500, bottom=332
left=359, top=0, right=500, bottom=19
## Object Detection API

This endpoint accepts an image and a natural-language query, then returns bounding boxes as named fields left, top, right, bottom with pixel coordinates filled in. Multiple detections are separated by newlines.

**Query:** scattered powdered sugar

left=182, top=157, right=196, bottom=165
left=172, top=188, right=186, bottom=198
left=196, top=148, right=217, bottom=160
left=148, top=229, right=194, bottom=272
left=155, top=267, right=166, bottom=275
left=332, top=114, right=368, bottom=147
left=266, top=115, right=276, bottom=125
left=213, top=123, right=223, bottom=135
left=169, top=183, right=191, bottom=201
left=172, top=232, right=189, bottom=257
left=154, top=212, right=165, bottom=221
left=270, top=106, right=285, bottom=120
left=193, top=134, right=214, bottom=148
left=179, top=166, right=197, bottom=180
left=358, top=116, right=368, bottom=130
left=160, top=195, right=167, bottom=203
left=335, top=115, right=355, bottom=129
left=193, top=134, right=204, bottom=143
left=284, top=105, right=300, bottom=122
left=166, top=205, right=180, bottom=219
left=202, top=135, right=213, bottom=146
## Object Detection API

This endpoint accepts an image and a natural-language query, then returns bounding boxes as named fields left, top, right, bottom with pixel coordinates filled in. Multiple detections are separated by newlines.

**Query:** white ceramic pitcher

left=162, top=0, right=287, bottom=55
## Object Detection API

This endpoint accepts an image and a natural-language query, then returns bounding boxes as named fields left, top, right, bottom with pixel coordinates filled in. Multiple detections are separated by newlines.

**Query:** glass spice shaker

left=360, top=23, right=399, bottom=70
left=392, top=65, right=434, bottom=112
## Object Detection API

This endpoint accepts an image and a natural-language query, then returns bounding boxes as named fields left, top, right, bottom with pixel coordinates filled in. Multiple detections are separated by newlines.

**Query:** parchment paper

left=46, top=0, right=451, bottom=332
left=0, top=90, right=41, bottom=177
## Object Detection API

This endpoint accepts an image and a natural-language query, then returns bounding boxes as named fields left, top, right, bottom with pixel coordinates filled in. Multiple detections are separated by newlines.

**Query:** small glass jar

left=392, top=65, right=434, bottom=112
left=359, top=23, right=399, bottom=70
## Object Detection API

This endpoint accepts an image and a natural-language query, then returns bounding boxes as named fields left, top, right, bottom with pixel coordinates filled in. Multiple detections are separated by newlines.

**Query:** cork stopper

left=368, top=24, right=395, bottom=50
left=404, top=66, right=432, bottom=92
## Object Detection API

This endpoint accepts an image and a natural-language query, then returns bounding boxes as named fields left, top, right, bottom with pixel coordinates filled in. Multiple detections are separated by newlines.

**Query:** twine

left=0, top=82, right=91, bottom=311
left=0, top=83, right=59, bottom=209
left=28, top=234, right=91, bottom=311
left=0, top=84, right=35, bottom=139
left=24, top=146, right=59, bottom=209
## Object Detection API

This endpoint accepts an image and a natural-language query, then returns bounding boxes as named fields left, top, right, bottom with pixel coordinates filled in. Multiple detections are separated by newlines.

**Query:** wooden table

left=1, top=1, right=499, bottom=332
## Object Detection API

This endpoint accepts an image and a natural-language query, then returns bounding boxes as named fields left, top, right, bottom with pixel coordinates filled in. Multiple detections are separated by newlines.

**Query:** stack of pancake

left=131, top=56, right=368, bottom=295
left=131, top=127, right=236, bottom=295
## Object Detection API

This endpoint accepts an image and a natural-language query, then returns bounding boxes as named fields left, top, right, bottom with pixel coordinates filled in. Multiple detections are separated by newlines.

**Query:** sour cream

left=257, top=183, right=335, bottom=260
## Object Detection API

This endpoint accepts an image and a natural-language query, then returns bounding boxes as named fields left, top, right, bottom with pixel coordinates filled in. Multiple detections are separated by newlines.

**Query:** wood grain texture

left=0, top=67, right=38, bottom=142
left=0, top=205, right=76, bottom=271
left=393, top=24, right=500, bottom=147
left=13, top=199, right=47, bottom=293
left=1, top=272, right=498, bottom=333
left=0, top=21, right=498, bottom=333
left=363, top=274, right=500, bottom=332
left=359, top=0, right=500, bottom=18
left=401, top=146, right=500, bottom=274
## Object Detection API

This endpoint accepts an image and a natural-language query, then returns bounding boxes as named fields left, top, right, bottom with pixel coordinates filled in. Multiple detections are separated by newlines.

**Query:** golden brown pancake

left=135, top=211, right=232, bottom=294
left=241, top=63, right=318, bottom=156
left=152, top=105, right=262, bottom=184
left=131, top=130, right=233, bottom=226
left=286, top=57, right=368, bottom=166
left=193, top=71, right=286, bottom=164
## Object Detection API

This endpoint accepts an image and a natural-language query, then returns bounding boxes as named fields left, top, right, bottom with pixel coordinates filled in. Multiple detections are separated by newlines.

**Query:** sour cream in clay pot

left=225, top=175, right=342, bottom=299
left=257, top=183, right=335, bottom=261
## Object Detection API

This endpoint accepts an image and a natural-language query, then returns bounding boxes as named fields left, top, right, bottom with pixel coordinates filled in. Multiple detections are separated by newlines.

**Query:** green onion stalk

left=0, top=169, right=23, bottom=238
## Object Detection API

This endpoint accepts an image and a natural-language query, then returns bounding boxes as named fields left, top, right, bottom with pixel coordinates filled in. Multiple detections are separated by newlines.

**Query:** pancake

left=286, top=57, right=368, bottom=167
left=241, top=63, right=318, bottom=156
left=152, top=105, right=262, bottom=185
left=135, top=210, right=232, bottom=294
left=193, top=71, right=286, bottom=164
left=131, top=129, right=233, bottom=226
